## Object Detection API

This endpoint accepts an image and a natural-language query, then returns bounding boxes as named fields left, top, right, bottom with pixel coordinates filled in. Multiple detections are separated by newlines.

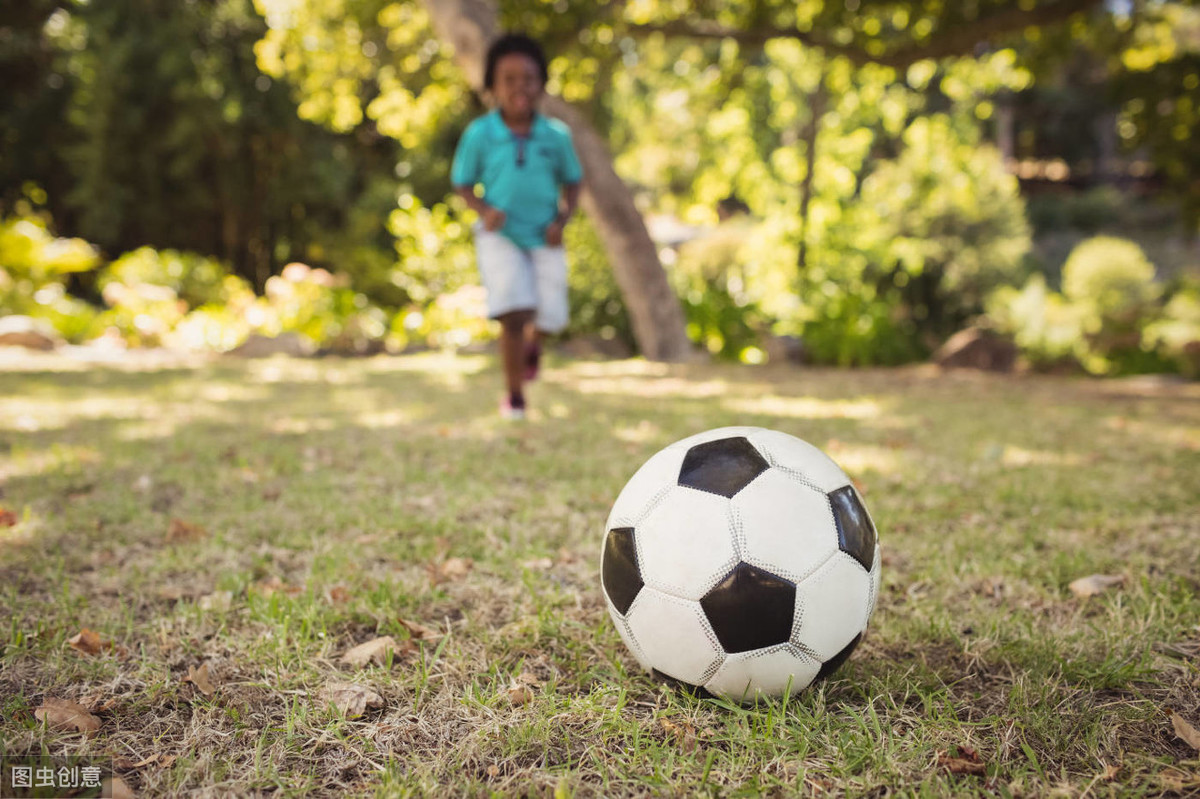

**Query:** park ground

left=1, top=349, right=1198, bottom=797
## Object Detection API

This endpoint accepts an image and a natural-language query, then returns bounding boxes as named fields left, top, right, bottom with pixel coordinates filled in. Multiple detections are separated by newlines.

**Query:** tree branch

left=626, top=0, right=1105, bottom=69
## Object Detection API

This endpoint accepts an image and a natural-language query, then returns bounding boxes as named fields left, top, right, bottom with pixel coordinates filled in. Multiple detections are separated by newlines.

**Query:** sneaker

left=524, top=342, right=541, bottom=382
left=500, top=395, right=526, bottom=421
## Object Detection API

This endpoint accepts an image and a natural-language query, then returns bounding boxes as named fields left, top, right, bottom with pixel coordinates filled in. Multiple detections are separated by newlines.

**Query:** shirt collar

left=489, top=109, right=546, bottom=138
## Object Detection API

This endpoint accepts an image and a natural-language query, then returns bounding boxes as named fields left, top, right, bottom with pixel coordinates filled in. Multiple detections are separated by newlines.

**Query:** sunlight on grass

left=1000, top=446, right=1085, bottom=467
left=612, top=419, right=661, bottom=444
left=723, top=395, right=885, bottom=420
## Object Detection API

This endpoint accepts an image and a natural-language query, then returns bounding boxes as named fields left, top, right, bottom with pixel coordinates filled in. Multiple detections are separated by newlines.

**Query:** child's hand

left=482, top=206, right=506, bottom=231
left=544, top=220, right=564, bottom=246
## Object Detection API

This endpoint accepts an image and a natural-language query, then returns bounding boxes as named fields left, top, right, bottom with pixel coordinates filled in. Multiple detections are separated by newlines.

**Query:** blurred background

left=1, top=0, right=1197, bottom=375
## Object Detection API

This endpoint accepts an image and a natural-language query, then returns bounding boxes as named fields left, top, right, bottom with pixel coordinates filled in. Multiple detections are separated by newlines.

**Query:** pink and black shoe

left=500, top=392, right=527, bottom=421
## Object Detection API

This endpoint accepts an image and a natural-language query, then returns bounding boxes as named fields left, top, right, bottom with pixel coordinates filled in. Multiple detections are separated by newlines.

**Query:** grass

left=1, top=349, right=1198, bottom=797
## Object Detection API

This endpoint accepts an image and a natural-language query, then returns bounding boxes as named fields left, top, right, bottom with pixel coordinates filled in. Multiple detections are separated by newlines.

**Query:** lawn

left=1, top=350, right=1198, bottom=797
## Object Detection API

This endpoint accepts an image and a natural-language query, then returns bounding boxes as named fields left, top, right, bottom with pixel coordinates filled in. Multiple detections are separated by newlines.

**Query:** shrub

left=0, top=211, right=100, bottom=341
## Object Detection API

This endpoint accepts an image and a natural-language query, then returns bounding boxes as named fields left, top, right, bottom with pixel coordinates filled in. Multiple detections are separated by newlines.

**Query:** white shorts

left=474, top=224, right=569, bottom=334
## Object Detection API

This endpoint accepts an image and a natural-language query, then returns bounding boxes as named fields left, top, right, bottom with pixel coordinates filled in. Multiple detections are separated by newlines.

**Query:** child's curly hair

left=484, top=33, right=549, bottom=90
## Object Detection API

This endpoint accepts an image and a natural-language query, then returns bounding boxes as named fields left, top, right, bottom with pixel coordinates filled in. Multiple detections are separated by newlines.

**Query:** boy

left=451, top=33, right=582, bottom=420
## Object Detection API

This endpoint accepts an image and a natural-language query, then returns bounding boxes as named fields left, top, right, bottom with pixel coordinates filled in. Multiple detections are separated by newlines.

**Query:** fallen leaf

left=1068, top=574, right=1126, bottom=598
left=198, top=590, right=233, bottom=611
left=252, top=576, right=303, bottom=597
left=937, top=746, right=987, bottom=776
left=515, top=671, right=541, bottom=686
left=660, top=718, right=698, bottom=753
left=340, top=636, right=408, bottom=668
left=398, top=618, right=440, bottom=640
left=184, top=663, right=217, bottom=697
left=166, top=517, right=207, bottom=543
left=68, top=628, right=108, bottom=656
left=1172, top=710, right=1200, bottom=751
left=327, top=585, right=351, bottom=603
left=1099, top=763, right=1121, bottom=781
left=103, top=776, right=135, bottom=799
left=0, top=507, right=18, bottom=527
left=507, top=684, right=534, bottom=705
left=486, top=765, right=500, bottom=777
left=323, top=681, right=384, bottom=718
left=34, top=698, right=101, bottom=734
left=432, top=557, right=473, bottom=583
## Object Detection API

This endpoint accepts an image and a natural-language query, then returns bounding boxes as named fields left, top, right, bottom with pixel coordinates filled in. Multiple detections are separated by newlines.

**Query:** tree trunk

left=422, top=0, right=692, bottom=361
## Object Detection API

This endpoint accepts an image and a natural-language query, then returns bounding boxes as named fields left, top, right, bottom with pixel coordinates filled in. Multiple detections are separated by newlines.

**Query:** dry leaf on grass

left=1171, top=710, right=1200, bottom=751
left=103, top=776, right=135, bottom=799
left=428, top=557, right=473, bottom=585
left=166, top=517, right=207, bottom=543
left=340, top=636, right=409, bottom=668
left=937, top=746, right=987, bottom=776
left=323, top=681, right=384, bottom=717
left=326, top=585, right=351, bottom=604
left=116, top=753, right=177, bottom=770
left=68, top=628, right=127, bottom=659
left=1068, top=574, right=1126, bottom=598
left=507, top=684, right=534, bottom=706
left=184, top=663, right=217, bottom=697
left=0, top=507, right=18, bottom=527
left=1099, top=764, right=1121, bottom=781
left=660, top=718, right=698, bottom=753
left=198, top=590, right=233, bottom=612
left=486, top=765, right=500, bottom=777
left=68, top=628, right=107, bottom=656
left=252, top=576, right=303, bottom=598
left=398, top=618, right=440, bottom=640
left=34, top=698, right=101, bottom=734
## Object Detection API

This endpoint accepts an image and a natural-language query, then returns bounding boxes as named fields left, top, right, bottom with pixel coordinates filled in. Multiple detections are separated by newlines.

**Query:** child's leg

left=498, top=310, right=534, bottom=405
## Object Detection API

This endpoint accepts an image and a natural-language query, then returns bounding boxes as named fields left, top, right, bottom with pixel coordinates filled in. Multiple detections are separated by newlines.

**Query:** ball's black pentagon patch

left=652, top=668, right=716, bottom=700
left=700, top=562, right=796, bottom=654
left=815, top=632, right=862, bottom=682
left=678, top=437, right=769, bottom=498
left=829, top=486, right=876, bottom=571
left=602, top=527, right=643, bottom=616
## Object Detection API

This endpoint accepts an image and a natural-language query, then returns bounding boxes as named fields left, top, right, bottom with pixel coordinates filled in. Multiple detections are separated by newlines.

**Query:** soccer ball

left=601, top=426, right=881, bottom=701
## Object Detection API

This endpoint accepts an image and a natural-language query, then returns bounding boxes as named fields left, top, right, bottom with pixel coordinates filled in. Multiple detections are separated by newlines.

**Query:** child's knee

left=497, top=309, right=533, bottom=333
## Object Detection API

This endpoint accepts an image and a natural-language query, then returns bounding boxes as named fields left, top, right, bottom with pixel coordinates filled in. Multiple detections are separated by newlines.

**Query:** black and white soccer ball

left=601, top=427, right=881, bottom=701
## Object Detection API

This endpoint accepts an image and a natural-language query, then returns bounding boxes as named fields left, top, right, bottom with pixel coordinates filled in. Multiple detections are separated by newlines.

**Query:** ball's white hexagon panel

left=605, top=445, right=689, bottom=530
left=625, top=587, right=725, bottom=685
left=748, top=429, right=853, bottom=493
left=792, top=552, right=872, bottom=661
left=607, top=602, right=652, bottom=673
left=637, top=486, right=738, bottom=600
left=704, top=644, right=822, bottom=701
left=732, top=469, right=839, bottom=583
left=865, top=544, right=882, bottom=624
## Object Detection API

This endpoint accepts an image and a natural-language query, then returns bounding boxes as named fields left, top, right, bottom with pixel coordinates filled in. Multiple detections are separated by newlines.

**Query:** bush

left=0, top=211, right=101, bottom=341
left=986, top=275, right=1085, bottom=369
left=1144, top=282, right=1200, bottom=378
left=672, top=222, right=767, bottom=361
left=855, top=115, right=1031, bottom=337
left=1062, top=236, right=1163, bottom=374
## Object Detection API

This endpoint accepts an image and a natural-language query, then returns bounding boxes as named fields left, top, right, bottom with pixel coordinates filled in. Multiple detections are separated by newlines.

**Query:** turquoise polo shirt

left=451, top=110, right=583, bottom=250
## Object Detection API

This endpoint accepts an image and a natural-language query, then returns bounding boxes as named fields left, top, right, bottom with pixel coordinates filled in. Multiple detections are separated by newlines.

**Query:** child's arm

left=545, top=183, right=581, bottom=247
left=454, top=186, right=506, bottom=231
